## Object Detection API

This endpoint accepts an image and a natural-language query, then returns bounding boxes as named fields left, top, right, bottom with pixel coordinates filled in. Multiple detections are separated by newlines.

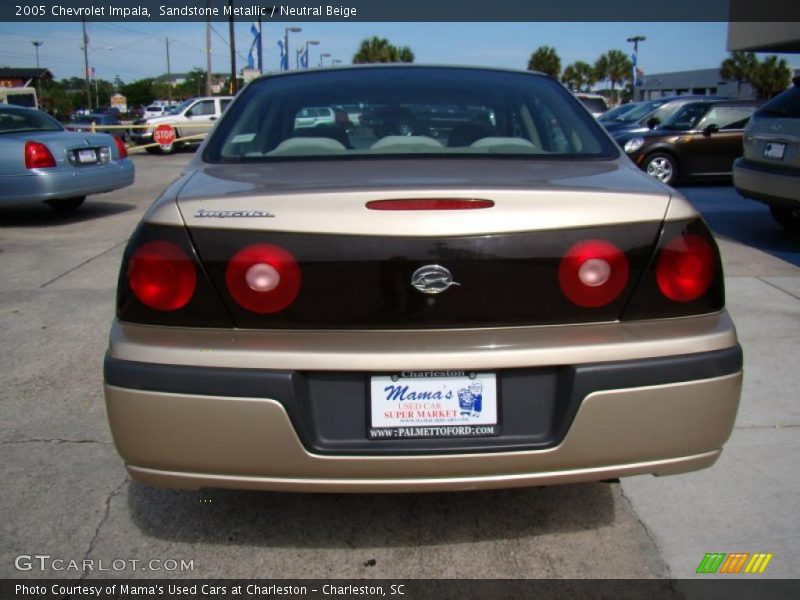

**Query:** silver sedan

left=0, top=105, right=134, bottom=210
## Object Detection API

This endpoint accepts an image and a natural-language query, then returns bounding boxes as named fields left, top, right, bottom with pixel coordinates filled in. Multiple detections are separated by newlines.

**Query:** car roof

left=679, top=99, right=761, bottom=108
left=250, top=64, right=549, bottom=85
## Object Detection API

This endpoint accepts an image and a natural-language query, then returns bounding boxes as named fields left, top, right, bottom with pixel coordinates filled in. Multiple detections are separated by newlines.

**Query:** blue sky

left=0, top=21, right=796, bottom=83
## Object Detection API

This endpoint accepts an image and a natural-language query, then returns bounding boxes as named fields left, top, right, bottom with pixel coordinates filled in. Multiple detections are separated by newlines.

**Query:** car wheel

left=46, top=196, right=85, bottom=211
left=644, top=153, right=678, bottom=185
left=770, top=206, right=800, bottom=233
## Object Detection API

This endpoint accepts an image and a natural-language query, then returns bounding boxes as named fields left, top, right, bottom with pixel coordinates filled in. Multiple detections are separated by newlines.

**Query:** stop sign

left=153, top=124, right=176, bottom=150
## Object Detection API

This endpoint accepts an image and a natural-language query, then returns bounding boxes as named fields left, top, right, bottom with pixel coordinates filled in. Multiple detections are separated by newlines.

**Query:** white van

left=0, top=87, right=37, bottom=109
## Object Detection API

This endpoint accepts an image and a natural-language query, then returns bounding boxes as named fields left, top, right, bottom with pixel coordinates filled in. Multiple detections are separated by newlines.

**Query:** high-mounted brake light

left=656, top=234, right=715, bottom=302
left=366, top=199, right=494, bottom=211
left=24, top=141, right=56, bottom=169
left=113, top=135, right=128, bottom=159
left=558, top=240, right=629, bottom=308
left=225, top=244, right=301, bottom=314
left=128, top=241, right=197, bottom=311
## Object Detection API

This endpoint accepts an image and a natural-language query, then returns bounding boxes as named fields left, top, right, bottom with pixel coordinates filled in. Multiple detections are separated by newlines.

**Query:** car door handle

left=209, top=116, right=218, bottom=121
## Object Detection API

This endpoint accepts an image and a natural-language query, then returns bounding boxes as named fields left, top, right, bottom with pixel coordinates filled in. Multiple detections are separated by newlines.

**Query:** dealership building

left=634, top=22, right=799, bottom=101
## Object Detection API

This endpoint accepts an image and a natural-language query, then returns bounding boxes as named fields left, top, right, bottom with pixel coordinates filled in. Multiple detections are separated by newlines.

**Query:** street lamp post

left=31, top=41, right=43, bottom=99
left=303, top=40, right=319, bottom=68
left=284, top=27, right=301, bottom=70
left=319, top=52, right=331, bottom=68
left=627, top=35, right=646, bottom=96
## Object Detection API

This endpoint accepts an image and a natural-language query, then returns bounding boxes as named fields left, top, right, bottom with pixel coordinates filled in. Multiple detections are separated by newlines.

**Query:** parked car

left=617, top=100, right=760, bottom=185
left=294, top=106, right=337, bottom=129
left=66, top=113, right=128, bottom=141
left=131, top=96, right=234, bottom=153
left=576, top=93, right=609, bottom=118
left=599, top=96, right=729, bottom=137
left=733, top=77, right=800, bottom=232
left=0, top=105, right=133, bottom=210
left=103, top=65, right=742, bottom=493
left=142, top=104, right=175, bottom=119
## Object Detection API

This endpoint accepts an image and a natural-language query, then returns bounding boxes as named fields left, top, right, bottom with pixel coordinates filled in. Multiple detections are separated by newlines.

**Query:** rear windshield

left=0, top=107, right=62, bottom=133
left=204, top=67, right=618, bottom=162
left=756, top=85, right=800, bottom=118
left=578, top=97, right=608, bottom=114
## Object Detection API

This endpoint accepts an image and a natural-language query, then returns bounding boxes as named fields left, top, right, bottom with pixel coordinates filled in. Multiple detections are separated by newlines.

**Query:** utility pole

left=627, top=35, right=646, bottom=95
left=228, top=0, right=237, bottom=94
left=165, top=37, right=172, bottom=106
left=205, top=1, right=212, bottom=95
left=205, top=24, right=212, bottom=95
left=81, top=19, right=92, bottom=110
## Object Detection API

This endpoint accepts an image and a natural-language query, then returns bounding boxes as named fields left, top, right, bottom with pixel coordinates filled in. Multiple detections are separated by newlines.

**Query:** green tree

left=527, top=45, right=561, bottom=78
left=595, top=50, right=632, bottom=105
left=120, top=78, right=156, bottom=108
left=719, top=51, right=758, bottom=98
left=750, top=55, right=792, bottom=99
left=352, top=37, right=415, bottom=63
left=561, top=60, right=595, bottom=92
left=177, top=68, right=208, bottom=99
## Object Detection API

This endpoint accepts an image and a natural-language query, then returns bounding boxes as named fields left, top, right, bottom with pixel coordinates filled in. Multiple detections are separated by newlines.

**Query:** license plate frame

left=368, top=371, right=499, bottom=440
left=763, top=142, right=786, bottom=160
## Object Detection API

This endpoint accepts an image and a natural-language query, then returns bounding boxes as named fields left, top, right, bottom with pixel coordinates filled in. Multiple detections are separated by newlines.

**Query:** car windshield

left=578, top=97, right=608, bottom=114
left=0, top=107, right=63, bottom=134
left=660, top=103, right=711, bottom=131
left=601, top=99, right=666, bottom=123
left=172, top=99, right=194, bottom=114
left=206, top=67, right=617, bottom=162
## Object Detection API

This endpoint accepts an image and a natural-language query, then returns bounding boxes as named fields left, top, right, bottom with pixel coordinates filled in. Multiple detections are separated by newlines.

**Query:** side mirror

left=703, top=123, right=720, bottom=136
left=646, top=117, right=660, bottom=130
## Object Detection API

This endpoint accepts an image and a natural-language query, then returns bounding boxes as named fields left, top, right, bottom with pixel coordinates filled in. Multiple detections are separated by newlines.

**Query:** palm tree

left=527, top=46, right=561, bottom=79
left=750, top=55, right=792, bottom=99
left=561, top=60, right=595, bottom=92
left=719, top=51, right=757, bottom=98
left=604, top=50, right=633, bottom=105
left=352, top=37, right=414, bottom=64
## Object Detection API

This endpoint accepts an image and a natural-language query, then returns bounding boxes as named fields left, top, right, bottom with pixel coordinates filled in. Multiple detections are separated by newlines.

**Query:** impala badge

left=411, top=265, right=460, bottom=295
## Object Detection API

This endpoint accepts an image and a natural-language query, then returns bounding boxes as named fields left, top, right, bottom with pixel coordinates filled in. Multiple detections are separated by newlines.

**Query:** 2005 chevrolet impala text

left=103, top=66, right=743, bottom=492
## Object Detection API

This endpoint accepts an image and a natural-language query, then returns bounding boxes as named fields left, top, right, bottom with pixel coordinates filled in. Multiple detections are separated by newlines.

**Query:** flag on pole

left=277, top=39, right=288, bottom=71
left=247, top=22, right=259, bottom=69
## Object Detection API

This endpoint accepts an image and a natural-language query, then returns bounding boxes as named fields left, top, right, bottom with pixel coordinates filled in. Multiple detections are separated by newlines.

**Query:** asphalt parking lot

left=1, top=153, right=798, bottom=582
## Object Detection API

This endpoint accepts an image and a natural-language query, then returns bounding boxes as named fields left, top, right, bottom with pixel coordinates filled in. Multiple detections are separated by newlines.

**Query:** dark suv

left=616, top=100, right=760, bottom=185
left=733, top=78, right=800, bottom=232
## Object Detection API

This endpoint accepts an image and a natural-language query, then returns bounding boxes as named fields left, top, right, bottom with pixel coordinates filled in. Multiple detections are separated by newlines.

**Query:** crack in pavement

left=756, top=277, right=800, bottom=302
left=617, top=484, right=673, bottom=579
left=39, top=239, right=128, bottom=289
left=79, top=476, right=129, bottom=582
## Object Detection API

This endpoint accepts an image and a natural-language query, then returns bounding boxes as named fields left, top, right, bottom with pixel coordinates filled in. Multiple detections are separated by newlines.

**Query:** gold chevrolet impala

left=103, top=66, right=743, bottom=492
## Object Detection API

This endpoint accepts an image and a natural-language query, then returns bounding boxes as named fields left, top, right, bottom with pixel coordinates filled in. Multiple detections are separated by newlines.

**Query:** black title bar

left=2, top=0, right=800, bottom=22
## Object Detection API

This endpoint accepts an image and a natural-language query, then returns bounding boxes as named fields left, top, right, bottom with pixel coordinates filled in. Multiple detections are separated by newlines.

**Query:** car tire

left=644, top=153, right=678, bottom=185
left=770, top=206, right=800, bottom=233
left=46, top=196, right=85, bottom=211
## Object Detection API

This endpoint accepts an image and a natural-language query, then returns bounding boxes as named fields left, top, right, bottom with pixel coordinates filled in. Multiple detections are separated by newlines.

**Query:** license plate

left=77, top=149, right=97, bottom=164
left=764, top=142, right=786, bottom=160
left=369, top=371, right=498, bottom=440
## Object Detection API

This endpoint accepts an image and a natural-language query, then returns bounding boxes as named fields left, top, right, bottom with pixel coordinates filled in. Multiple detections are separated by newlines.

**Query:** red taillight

left=366, top=199, right=494, bottom=210
left=24, top=141, right=56, bottom=169
left=128, top=241, right=197, bottom=311
left=225, top=244, right=301, bottom=314
left=113, top=135, right=128, bottom=158
left=656, top=234, right=715, bottom=302
left=558, top=240, right=629, bottom=308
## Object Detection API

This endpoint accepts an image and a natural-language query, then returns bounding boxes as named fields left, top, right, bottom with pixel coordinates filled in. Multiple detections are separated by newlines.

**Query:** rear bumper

left=104, top=313, right=742, bottom=492
left=0, top=159, right=134, bottom=206
left=733, top=158, right=800, bottom=209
